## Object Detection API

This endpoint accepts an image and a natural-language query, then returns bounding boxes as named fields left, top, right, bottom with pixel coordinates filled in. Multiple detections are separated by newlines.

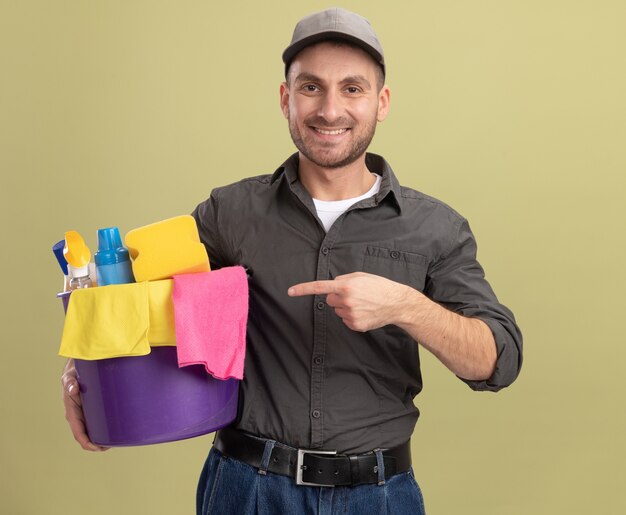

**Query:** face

left=280, top=42, right=390, bottom=170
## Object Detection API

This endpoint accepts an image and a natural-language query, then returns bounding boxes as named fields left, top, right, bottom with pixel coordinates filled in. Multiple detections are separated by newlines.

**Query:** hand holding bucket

left=61, top=358, right=109, bottom=452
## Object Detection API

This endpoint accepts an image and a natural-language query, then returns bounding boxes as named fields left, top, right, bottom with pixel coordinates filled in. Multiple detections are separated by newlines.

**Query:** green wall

left=2, top=1, right=624, bottom=513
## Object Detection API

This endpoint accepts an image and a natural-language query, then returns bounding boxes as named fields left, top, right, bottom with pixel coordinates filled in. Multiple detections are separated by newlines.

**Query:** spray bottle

left=63, top=230, right=93, bottom=290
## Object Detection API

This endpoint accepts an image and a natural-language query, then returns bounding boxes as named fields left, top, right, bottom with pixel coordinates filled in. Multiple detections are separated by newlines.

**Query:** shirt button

left=314, top=356, right=323, bottom=365
left=390, top=250, right=400, bottom=259
left=312, top=410, right=321, bottom=419
left=316, top=301, right=325, bottom=310
left=321, top=247, right=330, bottom=255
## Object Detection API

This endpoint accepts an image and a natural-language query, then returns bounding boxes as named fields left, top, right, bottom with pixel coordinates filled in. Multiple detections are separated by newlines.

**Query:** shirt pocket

left=362, top=245, right=429, bottom=292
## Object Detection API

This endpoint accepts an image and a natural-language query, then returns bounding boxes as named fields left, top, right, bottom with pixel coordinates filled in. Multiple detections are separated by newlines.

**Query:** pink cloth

left=172, top=267, right=248, bottom=380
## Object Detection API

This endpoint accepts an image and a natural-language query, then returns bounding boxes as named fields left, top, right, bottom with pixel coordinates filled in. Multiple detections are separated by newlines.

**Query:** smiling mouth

left=311, top=127, right=350, bottom=135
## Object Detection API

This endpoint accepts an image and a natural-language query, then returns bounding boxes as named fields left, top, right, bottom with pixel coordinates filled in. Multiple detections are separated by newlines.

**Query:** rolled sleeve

left=426, top=218, right=523, bottom=392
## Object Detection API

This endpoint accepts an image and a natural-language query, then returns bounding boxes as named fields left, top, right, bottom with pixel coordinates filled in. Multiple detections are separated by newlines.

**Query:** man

left=62, top=8, right=522, bottom=514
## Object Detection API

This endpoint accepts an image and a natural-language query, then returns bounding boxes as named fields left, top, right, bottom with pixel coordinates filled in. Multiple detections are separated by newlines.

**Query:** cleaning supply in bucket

left=55, top=216, right=244, bottom=446
left=124, top=215, right=210, bottom=282
left=64, top=230, right=93, bottom=290
left=95, top=227, right=135, bottom=286
left=52, top=239, right=69, bottom=292
left=173, top=267, right=248, bottom=380
left=58, top=279, right=177, bottom=359
left=52, top=240, right=69, bottom=276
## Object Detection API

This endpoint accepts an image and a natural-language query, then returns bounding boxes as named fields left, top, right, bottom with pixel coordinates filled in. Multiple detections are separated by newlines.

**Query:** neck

left=298, top=153, right=376, bottom=201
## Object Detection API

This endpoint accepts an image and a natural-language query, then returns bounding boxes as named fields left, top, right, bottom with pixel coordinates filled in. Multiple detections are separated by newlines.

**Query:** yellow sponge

left=125, top=215, right=210, bottom=282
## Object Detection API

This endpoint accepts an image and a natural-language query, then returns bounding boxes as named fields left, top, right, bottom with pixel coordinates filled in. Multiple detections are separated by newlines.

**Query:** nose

left=317, top=90, right=342, bottom=123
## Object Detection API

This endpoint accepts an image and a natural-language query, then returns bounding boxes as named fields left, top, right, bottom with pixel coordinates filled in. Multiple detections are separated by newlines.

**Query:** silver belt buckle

left=296, top=449, right=337, bottom=487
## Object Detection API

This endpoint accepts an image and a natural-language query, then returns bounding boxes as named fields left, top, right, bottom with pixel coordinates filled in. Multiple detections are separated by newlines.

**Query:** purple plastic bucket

left=57, top=291, right=71, bottom=313
left=58, top=290, right=239, bottom=446
left=75, top=348, right=238, bottom=446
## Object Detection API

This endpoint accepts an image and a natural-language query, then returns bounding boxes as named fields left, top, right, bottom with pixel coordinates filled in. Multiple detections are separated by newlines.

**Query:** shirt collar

left=270, top=152, right=403, bottom=213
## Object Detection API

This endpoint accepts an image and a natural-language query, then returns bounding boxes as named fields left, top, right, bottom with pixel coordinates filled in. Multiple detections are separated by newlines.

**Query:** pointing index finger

left=288, top=280, right=338, bottom=297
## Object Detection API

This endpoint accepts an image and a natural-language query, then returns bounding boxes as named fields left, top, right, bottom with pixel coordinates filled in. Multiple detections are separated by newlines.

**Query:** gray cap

left=282, top=8, right=385, bottom=76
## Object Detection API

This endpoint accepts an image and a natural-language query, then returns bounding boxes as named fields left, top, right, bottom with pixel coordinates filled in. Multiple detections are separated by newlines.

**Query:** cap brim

left=282, top=31, right=385, bottom=76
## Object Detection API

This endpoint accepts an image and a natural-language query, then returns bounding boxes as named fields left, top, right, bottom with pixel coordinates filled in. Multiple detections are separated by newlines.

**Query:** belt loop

left=349, top=454, right=360, bottom=484
left=258, top=439, right=276, bottom=475
left=374, top=449, right=385, bottom=486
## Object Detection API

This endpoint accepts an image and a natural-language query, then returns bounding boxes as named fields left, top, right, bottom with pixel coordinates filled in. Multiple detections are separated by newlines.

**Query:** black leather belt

left=214, top=426, right=412, bottom=487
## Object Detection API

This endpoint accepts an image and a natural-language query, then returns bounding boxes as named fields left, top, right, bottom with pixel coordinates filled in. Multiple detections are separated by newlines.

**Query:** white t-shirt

left=312, top=174, right=382, bottom=232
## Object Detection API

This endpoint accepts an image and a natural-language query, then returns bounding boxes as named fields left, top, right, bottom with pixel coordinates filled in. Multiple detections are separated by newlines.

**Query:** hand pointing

left=288, top=272, right=415, bottom=332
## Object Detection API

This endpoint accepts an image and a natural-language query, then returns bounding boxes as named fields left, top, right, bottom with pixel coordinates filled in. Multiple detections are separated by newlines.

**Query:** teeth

left=314, top=128, right=347, bottom=135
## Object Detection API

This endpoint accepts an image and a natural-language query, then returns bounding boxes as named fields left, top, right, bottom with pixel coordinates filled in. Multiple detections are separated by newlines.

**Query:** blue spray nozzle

left=95, top=227, right=130, bottom=266
left=52, top=240, right=69, bottom=275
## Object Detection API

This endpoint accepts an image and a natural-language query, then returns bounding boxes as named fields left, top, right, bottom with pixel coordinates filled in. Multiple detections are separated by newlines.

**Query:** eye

left=302, top=84, right=320, bottom=92
left=345, top=86, right=362, bottom=94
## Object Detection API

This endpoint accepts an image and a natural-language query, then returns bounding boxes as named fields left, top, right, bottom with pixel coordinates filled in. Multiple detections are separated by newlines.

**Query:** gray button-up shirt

left=193, top=153, right=522, bottom=454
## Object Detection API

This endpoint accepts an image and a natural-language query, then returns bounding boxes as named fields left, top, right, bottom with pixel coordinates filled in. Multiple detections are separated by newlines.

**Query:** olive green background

left=1, top=1, right=624, bottom=513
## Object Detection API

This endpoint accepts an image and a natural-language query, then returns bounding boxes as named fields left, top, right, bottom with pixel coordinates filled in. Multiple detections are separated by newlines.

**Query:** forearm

left=288, top=272, right=499, bottom=381
left=395, top=286, right=497, bottom=381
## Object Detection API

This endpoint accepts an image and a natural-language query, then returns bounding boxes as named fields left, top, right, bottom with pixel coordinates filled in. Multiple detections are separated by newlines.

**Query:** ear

left=279, top=82, right=289, bottom=119
left=376, top=85, right=391, bottom=122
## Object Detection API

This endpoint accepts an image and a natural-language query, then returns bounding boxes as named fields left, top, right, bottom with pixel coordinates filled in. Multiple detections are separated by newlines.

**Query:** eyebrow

left=293, top=72, right=372, bottom=90
left=293, top=72, right=323, bottom=84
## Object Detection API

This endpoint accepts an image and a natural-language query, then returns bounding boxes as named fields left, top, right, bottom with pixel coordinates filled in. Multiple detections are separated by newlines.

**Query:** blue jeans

left=197, top=447, right=426, bottom=514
